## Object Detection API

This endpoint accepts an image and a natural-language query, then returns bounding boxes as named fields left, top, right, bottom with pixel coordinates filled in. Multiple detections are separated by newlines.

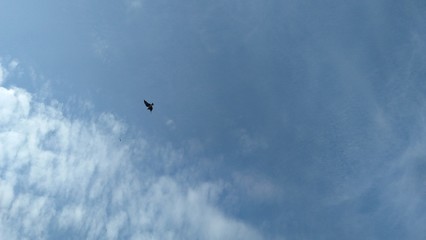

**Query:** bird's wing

left=144, top=100, right=150, bottom=107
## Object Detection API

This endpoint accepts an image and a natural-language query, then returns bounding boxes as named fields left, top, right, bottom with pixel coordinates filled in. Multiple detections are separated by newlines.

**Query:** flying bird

left=144, top=100, right=154, bottom=112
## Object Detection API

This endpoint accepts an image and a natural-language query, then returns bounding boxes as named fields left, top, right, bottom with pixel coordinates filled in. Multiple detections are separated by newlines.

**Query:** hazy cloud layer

left=0, top=83, right=262, bottom=239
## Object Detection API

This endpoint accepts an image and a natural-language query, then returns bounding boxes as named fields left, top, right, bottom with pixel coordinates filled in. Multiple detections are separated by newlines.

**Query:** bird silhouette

left=144, top=100, right=154, bottom=112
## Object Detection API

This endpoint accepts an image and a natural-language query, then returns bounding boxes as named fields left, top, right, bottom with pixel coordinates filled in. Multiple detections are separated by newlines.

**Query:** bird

left=144, top=100, right=154, bottom=112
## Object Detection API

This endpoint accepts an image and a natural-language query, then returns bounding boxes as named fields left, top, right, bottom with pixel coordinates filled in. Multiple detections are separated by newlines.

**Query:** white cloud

left=166, top=119, right=176, bottom=130
left=124, top=0, right=143, bottom=11
left=0, top=84, right=263, bottom=239
left=129, top=0, right=143, bottom=9
left=92, top=36, right=111, bottom=62
left=0, top=179, right=15, bottom=209
left=235, top=128, right=268, bottom=154
left=0, top=63, right=5, bottom=85
left=0, top=59, right=21, bottom=86
left=232, top=172, right=283, bottom=203
left=8, top=59, right=19, bottom=71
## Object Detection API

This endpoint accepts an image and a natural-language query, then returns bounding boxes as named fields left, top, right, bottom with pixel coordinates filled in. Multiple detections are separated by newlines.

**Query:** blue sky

left=1, top=0, right=426, bottom=239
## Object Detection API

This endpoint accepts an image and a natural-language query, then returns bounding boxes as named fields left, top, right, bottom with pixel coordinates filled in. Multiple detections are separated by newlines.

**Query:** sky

left=1, top=0, right=426, bottom=239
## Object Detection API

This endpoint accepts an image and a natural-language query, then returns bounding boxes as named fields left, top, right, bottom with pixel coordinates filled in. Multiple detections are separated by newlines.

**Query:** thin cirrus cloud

left=0, top=63, right=263, bottom=240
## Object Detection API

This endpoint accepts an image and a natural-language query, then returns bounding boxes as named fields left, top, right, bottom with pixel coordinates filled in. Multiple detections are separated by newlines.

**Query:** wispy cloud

left=232, top=171, right=283, bottom=203
left=0, top=59, right=22, bottom=86
left=8, top=59, right=19, bottom=71
left=0, top=62, right=7, bottom=85
left=92, top=34, right=112, bottom=63
left=125, top=0, right=143, bottom=10
left=318, top=25, right=426, bottom=238
left=235, top=128, right=268, bottom=154
left=0, top=83, right=263, bottom=239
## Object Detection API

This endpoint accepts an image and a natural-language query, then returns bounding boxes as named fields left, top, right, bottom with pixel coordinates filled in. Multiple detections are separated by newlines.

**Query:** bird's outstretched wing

left=144, top=99, right=154, bottom=111
left=144, top=100, right=150, bottom=107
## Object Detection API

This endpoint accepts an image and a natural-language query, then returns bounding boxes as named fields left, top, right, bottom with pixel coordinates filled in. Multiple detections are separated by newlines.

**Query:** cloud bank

left=0, top=80, right=262, bottom=239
